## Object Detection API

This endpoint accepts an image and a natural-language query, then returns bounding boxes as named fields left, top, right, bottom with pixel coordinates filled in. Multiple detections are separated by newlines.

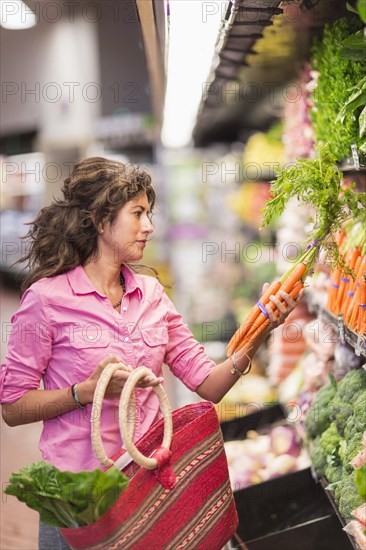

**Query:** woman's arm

left=2, top=355, right=162, bottom=427
left=195, top=332, right=266, bottom=404
left=196, top=288, right=302, bottom=403
left=2, top=387, right=81, bottom=426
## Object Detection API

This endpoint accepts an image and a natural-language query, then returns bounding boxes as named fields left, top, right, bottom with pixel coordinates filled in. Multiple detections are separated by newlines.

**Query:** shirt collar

left=67, top=264, right=144, bottom=300
left=122, top=264, right=144, bottom=300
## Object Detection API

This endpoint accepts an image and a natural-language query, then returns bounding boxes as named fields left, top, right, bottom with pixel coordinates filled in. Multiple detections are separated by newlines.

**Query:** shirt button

left=87, top=335, right=94, bottom=340
left=124, top=336, right=129, bottom=342
left=122, top=306, right=127, bottom=312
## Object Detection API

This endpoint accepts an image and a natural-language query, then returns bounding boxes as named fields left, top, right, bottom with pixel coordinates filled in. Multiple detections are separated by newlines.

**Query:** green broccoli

left=329, top=370, right=366, bottom=435
left=321, top=423, right=342, bottom=455
left=344, top=393, right=366, bottom=442
left=310, top=437, right=327, bottom=476
left=337, top=470, right=364, bottom=523
left=310, top=423, right=342, bottom=477
left=343, top=435, right=364, bottom=473
left=305, top=375, right=337, bottom=439
left=335, top=369, right=366, bottom=400
left=355, top=463, right=366, bottom=500
left=325, top=436, right=345, bottom=484
left=324, top=461, right=343, bottom=484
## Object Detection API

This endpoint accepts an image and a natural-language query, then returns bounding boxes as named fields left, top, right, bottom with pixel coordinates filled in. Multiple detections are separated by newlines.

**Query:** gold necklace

left=112, top=274, right=126, bottom=309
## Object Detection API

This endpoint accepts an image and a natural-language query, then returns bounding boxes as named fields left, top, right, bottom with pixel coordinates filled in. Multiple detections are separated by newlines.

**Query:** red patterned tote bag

left=60, top=365, right=238, bottom=549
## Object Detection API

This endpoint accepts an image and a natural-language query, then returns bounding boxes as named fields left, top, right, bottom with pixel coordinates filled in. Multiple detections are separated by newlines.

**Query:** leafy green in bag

left=4, top=461, right=129, bottom=528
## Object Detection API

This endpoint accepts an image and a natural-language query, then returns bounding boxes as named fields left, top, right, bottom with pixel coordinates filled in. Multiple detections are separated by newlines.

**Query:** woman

left=0, top=157, right=301, bottom=549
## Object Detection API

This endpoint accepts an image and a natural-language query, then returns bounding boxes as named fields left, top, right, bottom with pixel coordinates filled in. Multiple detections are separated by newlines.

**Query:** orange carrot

left=226, top=262, right=307, bottom=357
left=279, top=262, right=307, bottom=294
left=344, top=256, right=366, bottom=324
left=356, top=277, right=366, bottom=333
left=327, top=267, right=342, bottom=314
left=344, top=283, right=358, bottom=325
left=335, top=248, right=361, bottom=314
left=341, top=255, right=362, bottom=315
left=236, top=281, right=304, bottom=352
left=348, top=283, right=361, bottom=330
left=227, top=263, right=307, bottom=356
left=226, top=280, right=281, bottom=356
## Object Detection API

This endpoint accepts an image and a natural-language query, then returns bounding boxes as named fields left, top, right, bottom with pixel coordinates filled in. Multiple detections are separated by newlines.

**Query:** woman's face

left=99, top=193, right=154, bottom=263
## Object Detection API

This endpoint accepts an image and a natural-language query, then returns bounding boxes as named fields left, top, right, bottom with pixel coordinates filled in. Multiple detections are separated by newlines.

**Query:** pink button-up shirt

left=0, top=265, right=215, bottom=472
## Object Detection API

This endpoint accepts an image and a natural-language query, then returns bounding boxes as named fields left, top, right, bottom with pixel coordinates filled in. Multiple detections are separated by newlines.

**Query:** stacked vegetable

left=227, top=146, right=366, bottom=357
left=310, top=13, right=366, bottom=161
left=224, top=424, right=310, bottom=492
left=304, top=369, right=366, bottom=523
left=327, top=218, right=366, bottom=335
left=4, top=461, right=129, bottom=528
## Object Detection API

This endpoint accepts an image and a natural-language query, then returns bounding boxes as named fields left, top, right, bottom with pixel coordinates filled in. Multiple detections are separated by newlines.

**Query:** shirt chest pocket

left=69, top=329, right=111, bottom=380
left=139, top=325, right=169, bottom=370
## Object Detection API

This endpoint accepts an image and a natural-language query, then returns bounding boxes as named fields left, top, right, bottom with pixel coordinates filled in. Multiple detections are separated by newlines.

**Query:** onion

left=266, top=454, right=297, bottom=476
left=231, top=469, right=262, bottom=491
left=270, top=426, right=300, bottom=457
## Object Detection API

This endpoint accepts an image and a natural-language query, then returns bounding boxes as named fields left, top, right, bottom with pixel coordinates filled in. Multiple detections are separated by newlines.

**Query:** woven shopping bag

left=60, top=364, right=238, bottom=550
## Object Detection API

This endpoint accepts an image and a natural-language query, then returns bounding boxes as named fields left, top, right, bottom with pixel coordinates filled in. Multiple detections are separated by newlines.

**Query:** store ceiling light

left=0, top=0, right=37, bottom=30
left=161, top=0, right=225, bottom=148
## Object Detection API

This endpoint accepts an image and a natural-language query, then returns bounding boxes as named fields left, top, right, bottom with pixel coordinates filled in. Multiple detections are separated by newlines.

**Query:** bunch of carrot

left=327, top=225, right=366, bottom=335
left=227, top=262, right=306, bottom=356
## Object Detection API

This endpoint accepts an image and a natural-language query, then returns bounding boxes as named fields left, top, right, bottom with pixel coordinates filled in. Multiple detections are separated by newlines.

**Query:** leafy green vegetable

left=310, top=17, right=366, bottom=160
left=324, top=460, right=343, bottom=484
left=342, top=436, right=364, bottom=473
left=341, top=29, right=366, bottom=50
left=335, top=76, right=366, bottom=140
left=310, top=423, right=342, bottom=478
left=329, top=369, right=366, bottom=435
left=344, top=391, right=366, bottom=440
left=360, top=104, right=366, bottom=137
left=261, top=146, right=366, bottom=277
left=310, top=437, right=327, bottom=476
left=305, top=375, right=337, bottom=439
left=347, top=1, right=366, bottom=24
left=358, top=0, right=366, bottom=23
left=338, top=471, right=364, bottom=522
left=4, top=461, right=129, bottom=528
left=355, top=463, right=366, bottom=499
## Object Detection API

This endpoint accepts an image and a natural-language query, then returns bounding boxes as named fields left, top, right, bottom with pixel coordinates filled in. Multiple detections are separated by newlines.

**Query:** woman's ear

left=97, top=223, right=104, bottom=235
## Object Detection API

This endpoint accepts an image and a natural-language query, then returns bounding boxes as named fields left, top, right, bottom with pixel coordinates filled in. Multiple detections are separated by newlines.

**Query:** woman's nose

left=142, top=215, right=154, bottom=234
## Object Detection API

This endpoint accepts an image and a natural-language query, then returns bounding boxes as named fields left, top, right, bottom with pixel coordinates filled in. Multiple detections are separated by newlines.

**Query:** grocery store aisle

left=1, top=283, right=41, bottom=550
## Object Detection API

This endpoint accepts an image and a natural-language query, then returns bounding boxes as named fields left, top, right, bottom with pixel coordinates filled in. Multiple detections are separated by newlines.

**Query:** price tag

left=355, top=335, right=366, bottom=358
left=338, top=314, right=345, bottom=344
left=351, top=143, right=360, bottom=170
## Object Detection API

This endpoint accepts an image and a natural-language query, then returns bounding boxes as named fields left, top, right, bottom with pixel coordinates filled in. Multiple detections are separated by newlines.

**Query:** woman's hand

left=77, top=355, right=163, bottom=404
left=262, top=282, right=304, bottom=331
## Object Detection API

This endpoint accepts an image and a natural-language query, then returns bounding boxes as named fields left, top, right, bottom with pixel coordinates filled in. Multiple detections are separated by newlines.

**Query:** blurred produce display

left=267, top=301, right=315, bottom=386
left=282, top=64, right=315, bottom=162
left=215, top=373, right=277, bottom=423
left=241, top=123, right=286, bottom=180
left=225, top=424, right=310, bottom=492
left=227, top=182, right=271, bottom=229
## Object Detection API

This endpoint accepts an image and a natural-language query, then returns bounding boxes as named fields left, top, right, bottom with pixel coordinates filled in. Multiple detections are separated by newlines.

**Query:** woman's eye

left=134, top=211, right=142, bottom=217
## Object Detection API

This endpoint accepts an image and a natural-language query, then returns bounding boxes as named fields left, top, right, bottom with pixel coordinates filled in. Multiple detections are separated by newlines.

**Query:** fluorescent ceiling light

left=161, top=0, right=225, bottom=148
left=1, top=0, right=37, bottom=30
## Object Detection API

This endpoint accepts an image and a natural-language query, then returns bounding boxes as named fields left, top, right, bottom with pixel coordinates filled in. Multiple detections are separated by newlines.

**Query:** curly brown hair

left=21, top=157, right=155, bottom=292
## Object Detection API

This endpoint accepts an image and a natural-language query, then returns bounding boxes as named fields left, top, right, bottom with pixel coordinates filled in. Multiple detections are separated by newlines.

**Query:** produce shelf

left=305, top=294, right=366, bottom=359
left=319, top=477, right=359, bottom=550
left=230, top=468, right=355, bottom=550
left=320, top=309, right=366, bottom=359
